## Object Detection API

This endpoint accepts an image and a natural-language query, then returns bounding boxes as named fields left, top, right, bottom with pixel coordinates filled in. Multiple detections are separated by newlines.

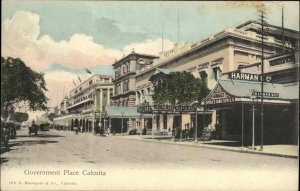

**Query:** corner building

left=134, top=20, right=298, bottom=136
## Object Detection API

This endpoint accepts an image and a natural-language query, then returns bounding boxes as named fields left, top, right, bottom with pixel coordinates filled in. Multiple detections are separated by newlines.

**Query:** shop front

left=202, top=78, right=298, bottom=146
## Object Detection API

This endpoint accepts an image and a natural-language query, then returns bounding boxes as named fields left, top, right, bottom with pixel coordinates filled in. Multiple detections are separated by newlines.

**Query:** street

left=1, top=128, right=298, bottom=190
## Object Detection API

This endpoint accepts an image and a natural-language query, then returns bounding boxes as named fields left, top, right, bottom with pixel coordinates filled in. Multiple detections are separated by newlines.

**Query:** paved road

left=1, top=128, right=298, bottom=190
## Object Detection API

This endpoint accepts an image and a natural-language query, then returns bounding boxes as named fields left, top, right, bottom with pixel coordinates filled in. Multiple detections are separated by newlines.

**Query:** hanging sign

left=253, top=91, right=279, bottom=98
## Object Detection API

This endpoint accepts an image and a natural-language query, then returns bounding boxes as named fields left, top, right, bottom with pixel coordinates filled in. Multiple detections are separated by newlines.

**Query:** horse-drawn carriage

left=28, top=120, right=39, bottom=136
left=28, top=124, right=39, bottom=136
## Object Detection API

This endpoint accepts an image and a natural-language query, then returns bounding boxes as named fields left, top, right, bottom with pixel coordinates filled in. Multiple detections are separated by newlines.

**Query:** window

left=199, top=71, right=208, bottom=84
left=89, top=80, right=93, bottom=85
left=213, top=67, right=222, bottom=81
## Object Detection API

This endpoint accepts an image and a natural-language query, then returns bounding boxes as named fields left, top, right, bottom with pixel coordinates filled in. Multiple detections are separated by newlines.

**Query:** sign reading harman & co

left=229, top=72, right=272, bottom=82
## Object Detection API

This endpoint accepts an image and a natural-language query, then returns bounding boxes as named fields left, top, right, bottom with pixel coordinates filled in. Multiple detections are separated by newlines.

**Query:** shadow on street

left=203, top=141, right=241, bottom=147
left=17, top=134, right=65, bottom=138
left=9, top=140, right=58, bottom=147
left=0, top=157, right=9, bottom=165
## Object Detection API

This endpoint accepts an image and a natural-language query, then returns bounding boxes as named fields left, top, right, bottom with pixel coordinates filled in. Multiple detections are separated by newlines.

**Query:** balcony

left=81, top=108, right=94, bottom=114
left=67, top=97, right=93, bottom=110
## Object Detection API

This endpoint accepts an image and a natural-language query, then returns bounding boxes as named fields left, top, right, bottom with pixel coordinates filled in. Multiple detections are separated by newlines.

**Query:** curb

left=115, top=136, right=298, bottom=159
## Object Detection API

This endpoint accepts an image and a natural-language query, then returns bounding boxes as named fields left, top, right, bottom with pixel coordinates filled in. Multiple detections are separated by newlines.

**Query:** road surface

left=1, top=128, right=298, bottom=191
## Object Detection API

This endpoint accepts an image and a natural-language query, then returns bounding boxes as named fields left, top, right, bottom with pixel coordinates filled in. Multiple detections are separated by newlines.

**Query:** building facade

left=133, top=20, right=298, bottom=135
left=111, top=50, right=158, bottom=107
left=54, top=74, right=114, bottom=132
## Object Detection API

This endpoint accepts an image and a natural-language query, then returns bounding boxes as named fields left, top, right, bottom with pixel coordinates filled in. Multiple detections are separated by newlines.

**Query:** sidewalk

left=117, top=134, right=298, bottom=159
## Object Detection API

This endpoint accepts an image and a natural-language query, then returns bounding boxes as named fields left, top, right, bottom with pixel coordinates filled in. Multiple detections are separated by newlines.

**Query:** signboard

left=203, top=84, right=235, bottom=105
left=137, top=105, right=153, bottom=113
left=229, top=72, right=272, bottom=82
left=253, top=91, right=279, bottom=98
left=137, top=105, right=196, bottom=114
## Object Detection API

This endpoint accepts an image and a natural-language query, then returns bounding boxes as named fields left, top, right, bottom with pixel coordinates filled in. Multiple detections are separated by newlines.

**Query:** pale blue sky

left=3, top=1, right=298, bottom=50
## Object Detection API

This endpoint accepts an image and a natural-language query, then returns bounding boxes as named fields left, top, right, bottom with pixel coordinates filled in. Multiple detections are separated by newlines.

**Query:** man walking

left=98, top=122, right=103, bottom=136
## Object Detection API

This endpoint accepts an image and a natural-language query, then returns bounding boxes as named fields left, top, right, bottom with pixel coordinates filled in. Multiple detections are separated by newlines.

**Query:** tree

left=1, top=57, right=48, bottom=120
left=11, top=112, right=29, bottom=123
left=150, top=71, right=210, bottom=106
left=150, top=71, right=210, bottom=138
left=48, top=113, right=57, bottom=122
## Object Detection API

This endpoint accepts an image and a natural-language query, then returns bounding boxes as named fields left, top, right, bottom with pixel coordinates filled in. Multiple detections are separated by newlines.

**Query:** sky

left=1, top=1, right=299, bottom=118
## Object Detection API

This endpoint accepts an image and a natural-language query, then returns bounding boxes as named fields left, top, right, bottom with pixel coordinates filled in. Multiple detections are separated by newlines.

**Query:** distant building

left=54, top=74, right=114, bottom=132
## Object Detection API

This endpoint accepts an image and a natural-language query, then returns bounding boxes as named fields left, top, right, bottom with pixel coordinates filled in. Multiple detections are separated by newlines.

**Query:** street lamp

left=250, top=95, right=257, bottom=150
left=121, top=111, right=124, bottom=136
left=192, top=101, right=199, bottom=143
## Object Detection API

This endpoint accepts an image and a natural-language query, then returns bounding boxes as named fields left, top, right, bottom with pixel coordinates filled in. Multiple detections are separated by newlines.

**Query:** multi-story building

left=54, top=74, right=114, bottom=132
left=111, top=49, right=158, bottom=106
left=106, top=50, right=158, bottom=133
left=134, top=20, right=298, bottom=135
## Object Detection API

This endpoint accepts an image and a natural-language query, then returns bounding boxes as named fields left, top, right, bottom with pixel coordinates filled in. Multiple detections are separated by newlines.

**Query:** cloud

left=123, top=39, right=174, bottom=56
left=2, top=11, right=175, bottom=107
left=2, top=11, right=174, bottom=71
left=2, top=11, right=123, bottom=71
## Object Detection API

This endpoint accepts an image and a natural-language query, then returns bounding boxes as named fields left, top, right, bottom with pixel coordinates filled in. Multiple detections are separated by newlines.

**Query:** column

left=144, top=88, right=149, bottom=103
left=160, top=114, right=164, bottom=131
left=248, top=54, right=252, bottom=64
left=136, top=91, right=139, bottom=105
left=107, top=88, right=111, bottom=106
left=138, top=90, right=142, bottom=104
left=99, top=89, right=103, bottom=112
left=228, top=45, right=234, bottom=72
left=141, top=90, right=144, bottom=103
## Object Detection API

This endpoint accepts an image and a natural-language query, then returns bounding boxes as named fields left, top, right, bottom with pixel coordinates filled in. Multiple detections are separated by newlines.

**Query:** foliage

left=1, top=57, right=48, bottom=118
left=150, top=71, right=210, bottom=106
left=11, top=112, right=29, bottom=123
left=48, top=113, right=57, bottom=121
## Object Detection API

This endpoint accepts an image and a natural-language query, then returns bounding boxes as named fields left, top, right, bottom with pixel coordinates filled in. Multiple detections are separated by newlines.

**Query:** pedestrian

left=107, top=127, right=110, bottom=135
left=74, top=126, right=78, bottom=135
left=98, top=122, right=102, bottom=136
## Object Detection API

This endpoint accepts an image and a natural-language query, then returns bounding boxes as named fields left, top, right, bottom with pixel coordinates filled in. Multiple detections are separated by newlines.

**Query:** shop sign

left=137, top=106, right=153, bottom=113
left=229, top=72, right=272, bottom=82
left=203, top=97, right=235, bottom=105
left=253, top=91, right=279, bottom=98
left=203, top=84, right=235, bottom=105
left=137, top=105, right=197, bottom=114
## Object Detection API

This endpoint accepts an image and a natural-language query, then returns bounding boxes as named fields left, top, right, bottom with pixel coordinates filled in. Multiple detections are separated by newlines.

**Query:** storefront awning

left=202, top=79, right=298, bottom=106
left=106, top=106, right=152, bottom=118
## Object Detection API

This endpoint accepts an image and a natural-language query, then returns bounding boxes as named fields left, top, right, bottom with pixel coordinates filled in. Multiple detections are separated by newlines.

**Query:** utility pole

left=281, top=4, right=285, bottom=52
left=258, top=5, right=268, bottom=151
left=177, top=8, right=180, bottom=43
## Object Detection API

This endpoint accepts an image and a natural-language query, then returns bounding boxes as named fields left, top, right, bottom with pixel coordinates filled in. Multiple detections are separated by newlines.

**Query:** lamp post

left=121, top=111, right=124, bottom=136
left=192, top=101, right=199, bottom=143
left=250, top=95, right=257, bottom=150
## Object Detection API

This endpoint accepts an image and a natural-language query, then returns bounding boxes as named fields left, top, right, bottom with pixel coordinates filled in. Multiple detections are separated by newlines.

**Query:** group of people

left=73, top=122, right=111, bottom=136
left=94, top=122, right=110, bottom=136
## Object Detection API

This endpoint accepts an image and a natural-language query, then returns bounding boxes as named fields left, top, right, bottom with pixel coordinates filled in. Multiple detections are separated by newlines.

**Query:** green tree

left=48, top=113, right=57, bottom=122
left=150, top=71, right=209, bottom=106
left=1, top=57, right=48, bottom=120
left=150, top=71, right=210, bottom=139
left=11, top=112, right=29, bottom=123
